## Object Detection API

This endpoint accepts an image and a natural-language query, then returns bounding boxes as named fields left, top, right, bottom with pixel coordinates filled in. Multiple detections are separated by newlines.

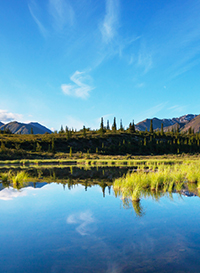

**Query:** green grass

left=113, top=160, right=200, bottom=203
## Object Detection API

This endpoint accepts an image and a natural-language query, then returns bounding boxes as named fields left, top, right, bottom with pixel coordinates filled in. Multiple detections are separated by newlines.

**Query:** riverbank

left=0, top=153, right=200, bottom=168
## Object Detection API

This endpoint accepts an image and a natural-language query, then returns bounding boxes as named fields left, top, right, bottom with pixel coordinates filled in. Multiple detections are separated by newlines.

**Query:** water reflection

left=67, top=211, right=97, bottom=236
left=0, top=166, right=200, bottom=217
left=114, top=180, right=200, bottom=217
left=1, top=175, right=200, bottom=272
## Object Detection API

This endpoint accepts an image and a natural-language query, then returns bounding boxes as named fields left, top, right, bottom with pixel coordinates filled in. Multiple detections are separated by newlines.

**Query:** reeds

left=113, top=161, right=200, bottom=204
left=11, top=171, right=29, bottom=189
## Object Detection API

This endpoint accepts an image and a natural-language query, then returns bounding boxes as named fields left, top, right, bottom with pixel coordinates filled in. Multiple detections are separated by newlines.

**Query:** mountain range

left=0, top=113, right=200, bottom=134
left=135, top=114, right=199, bottom=132
left=0, top=121, right=52, bottom=134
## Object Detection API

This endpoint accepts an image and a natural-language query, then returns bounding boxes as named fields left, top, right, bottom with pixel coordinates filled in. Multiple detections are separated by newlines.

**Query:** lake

left=0, top=167, right=200, bottom=272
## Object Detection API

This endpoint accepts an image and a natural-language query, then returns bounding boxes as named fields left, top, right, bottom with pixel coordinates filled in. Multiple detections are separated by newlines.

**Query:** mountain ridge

left=135, top=114, right=197, bottom=131
left=0, top=121, right=52, bottom=134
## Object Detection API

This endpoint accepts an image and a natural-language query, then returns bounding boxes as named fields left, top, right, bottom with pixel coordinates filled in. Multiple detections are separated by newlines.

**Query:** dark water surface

left=1, top=178, right=200, bottom=272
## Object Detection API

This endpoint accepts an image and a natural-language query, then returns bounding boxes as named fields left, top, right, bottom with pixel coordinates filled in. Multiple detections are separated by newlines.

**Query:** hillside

left=0, top=121, right=52, bottom=134
left=181, top=114, right=200, bottom=133
left=163, top=123, right=184, bottom=132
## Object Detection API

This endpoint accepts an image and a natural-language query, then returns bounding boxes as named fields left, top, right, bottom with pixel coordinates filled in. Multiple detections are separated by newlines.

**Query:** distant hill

left=181, top=114, right=200, bottom=133
left=135, top=114, right=197, bottom=131
left=0, top=122, right=4, bottom=127
left=0, top=121, right=52, bottom=134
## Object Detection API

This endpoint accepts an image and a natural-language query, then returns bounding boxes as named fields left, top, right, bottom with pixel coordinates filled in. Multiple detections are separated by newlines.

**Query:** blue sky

left=1, top=0, right=200, bottom=131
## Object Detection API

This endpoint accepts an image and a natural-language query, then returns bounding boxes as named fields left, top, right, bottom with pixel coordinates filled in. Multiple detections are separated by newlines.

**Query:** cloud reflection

left=0, top=186, right=40, bottom=201
left=67, top=210, right=96, bottom=236
left=0, top=187, right=27, bottom=201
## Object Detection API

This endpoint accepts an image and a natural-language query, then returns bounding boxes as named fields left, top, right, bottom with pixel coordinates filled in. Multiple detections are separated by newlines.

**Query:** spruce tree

left=176, top=124, right=180, bottom=134
left=129, top=120, right=135, bottom=133
left=112, top=117, right=117, bottom=132
left=120, top=119, right=123, bottom=131
left=100, top=117, right=104, bottom=135
left=107, top=120, right=110, bottom=130
left=132, top=120, right=135, bottom=133
left=100, top=117, right=104, bottom=131
left=60, top=125, right=64, bottom=134
left=83, top=125, right=86, bottom=137
left=161, top=123, right=164, bottom=136
left=150, top=119, right=153, bottom=133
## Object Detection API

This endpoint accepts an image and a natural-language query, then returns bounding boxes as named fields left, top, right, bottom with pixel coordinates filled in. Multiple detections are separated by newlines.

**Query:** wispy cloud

left=168, top=105, right=186, bottom=113
left=48, top=0, right=75, bottom=30
left=28, top=0, right=48, bottom=37
left=100, top=0, right=120, bottom=44
left=144, top=103, right=167, bottom=118
left=135, top=102, right=167, bottom=123
left=67, top=210, right=96, bottom=236
left=140, top=1, right=200, bottom=78
left=138, top=49, right=153, bottom=74
left=0, top=110, right=23, bottom=122
left=61, top=71, right=94, bottom=99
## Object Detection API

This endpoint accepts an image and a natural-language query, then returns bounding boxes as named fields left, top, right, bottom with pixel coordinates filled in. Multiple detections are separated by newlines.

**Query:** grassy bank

left=113, top=161, right=200, bottom=202
left=0, top=153, right=200, bottom=168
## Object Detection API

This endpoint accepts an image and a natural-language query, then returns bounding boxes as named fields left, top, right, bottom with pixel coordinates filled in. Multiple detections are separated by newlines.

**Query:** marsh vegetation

left=113, top=160, right=200, bottom=216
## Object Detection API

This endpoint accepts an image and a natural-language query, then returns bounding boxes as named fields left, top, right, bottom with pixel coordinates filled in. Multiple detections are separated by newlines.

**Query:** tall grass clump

left=114, top=161, right=200, bottom=202
left=11, top=171, right=29, bottom=189
left=185, top=163, right=200, bottom=183
left=1, top=171, right=12, bottom=182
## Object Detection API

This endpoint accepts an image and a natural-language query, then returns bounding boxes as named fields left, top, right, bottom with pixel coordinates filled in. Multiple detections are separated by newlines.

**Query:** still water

left=0, top=170, right=200, bottom=272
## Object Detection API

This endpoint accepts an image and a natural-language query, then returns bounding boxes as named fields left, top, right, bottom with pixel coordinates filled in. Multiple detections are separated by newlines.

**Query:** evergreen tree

left=100, top=117, right=104, bottom=135
left=161, top=123, right=164, bottom=136
left=59, top=125, right=64, bottom=134
left=176, top=124, right=180, bottom=134
left=150, top=119, right=153, bottom=133
left=83, top=125, right=86, bottom=137
left=188, top=127, right=192, bottom=134
left=120, top=119, right=123, bottom=131
left=107, top=120, right=110, bottom=130
left=112, top=117, right=117, bottom=132
left=129, top=120, right=135, bottom=133
left=30, top=128, right=34, bottom=134
left=100, top=117, right=104, bottom=131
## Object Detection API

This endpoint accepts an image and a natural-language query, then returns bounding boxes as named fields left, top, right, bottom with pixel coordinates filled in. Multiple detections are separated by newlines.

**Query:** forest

left=0, top=118, right=199, bottom=160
